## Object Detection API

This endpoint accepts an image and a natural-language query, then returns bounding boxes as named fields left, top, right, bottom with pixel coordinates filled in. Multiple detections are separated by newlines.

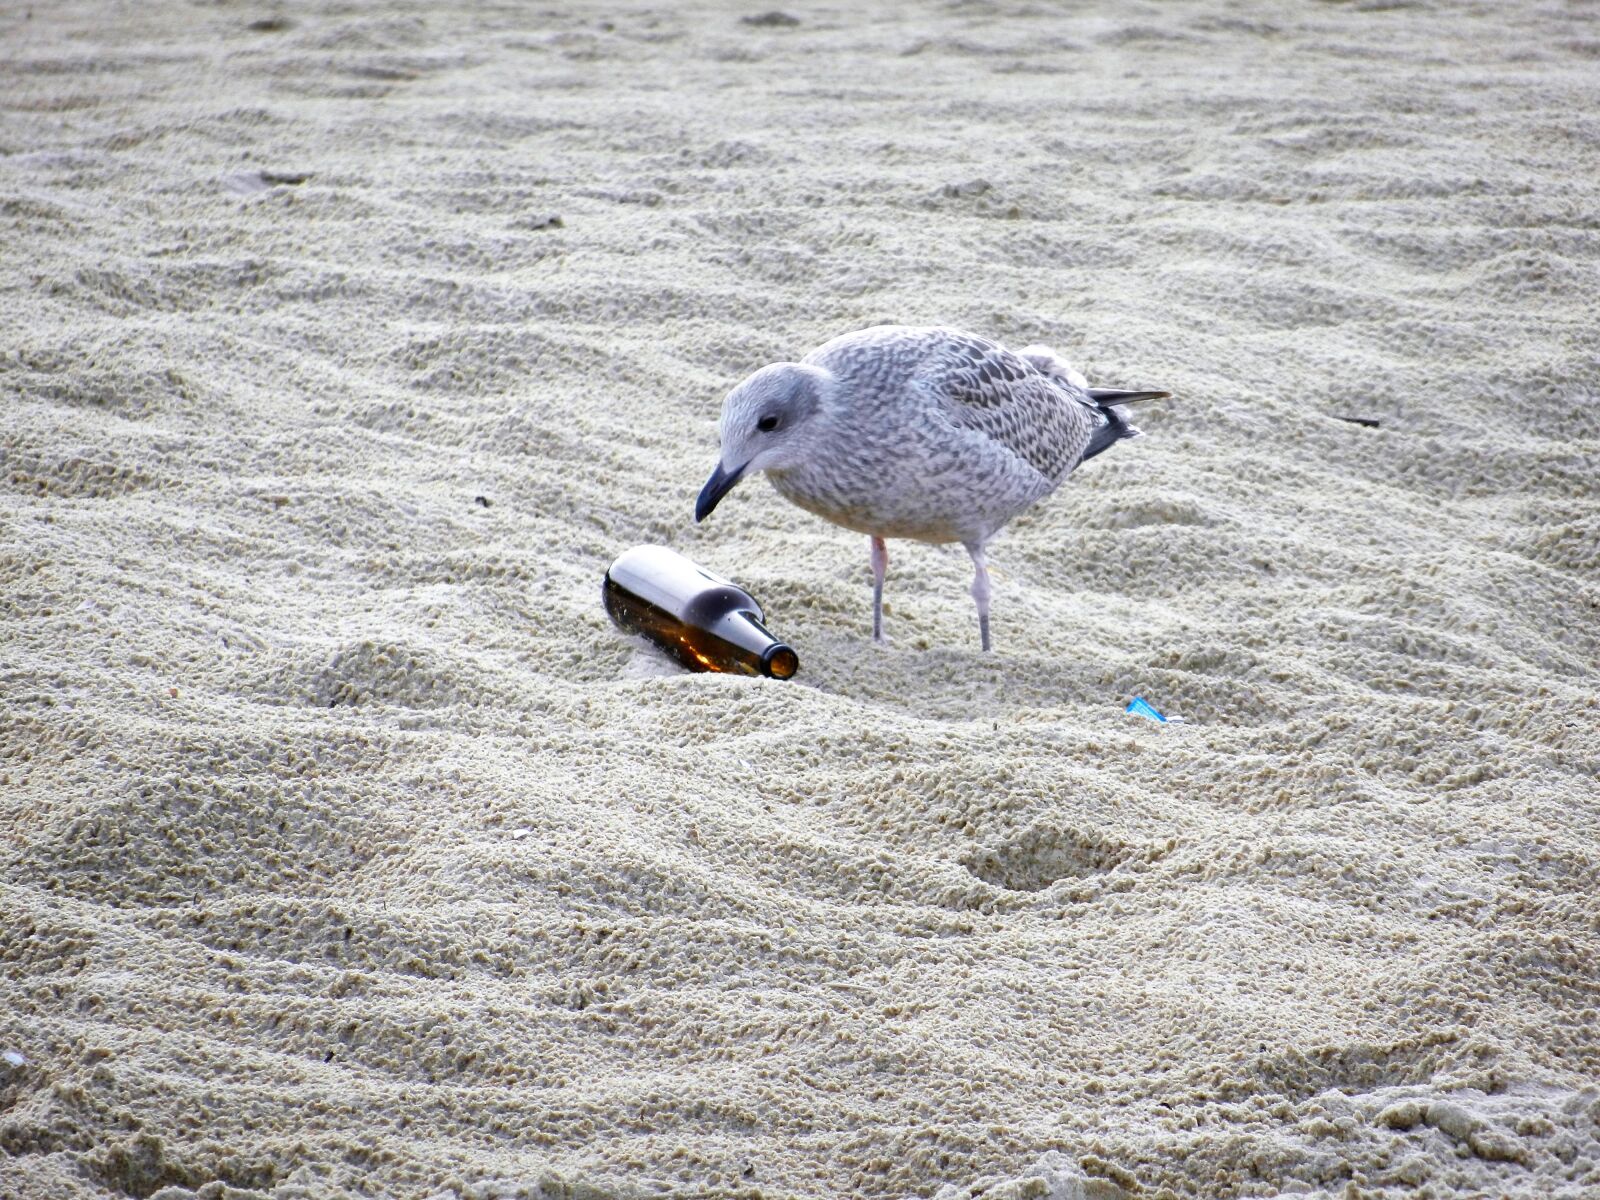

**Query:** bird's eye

left=756, top=414, right=779, bottom=433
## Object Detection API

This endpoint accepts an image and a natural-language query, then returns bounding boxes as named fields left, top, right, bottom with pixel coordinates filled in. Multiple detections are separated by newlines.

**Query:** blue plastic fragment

left=1125, top=695, right=1167, bottom=723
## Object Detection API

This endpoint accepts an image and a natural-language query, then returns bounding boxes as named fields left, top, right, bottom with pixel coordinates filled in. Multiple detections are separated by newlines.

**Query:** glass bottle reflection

left=602, top=545, right=798, bottom=680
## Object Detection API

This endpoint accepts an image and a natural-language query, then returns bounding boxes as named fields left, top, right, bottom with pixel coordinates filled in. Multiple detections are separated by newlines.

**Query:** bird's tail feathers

left=1019, top=344, right=1167, bottom=462
left=1079, top=402, right=1145, bottom=463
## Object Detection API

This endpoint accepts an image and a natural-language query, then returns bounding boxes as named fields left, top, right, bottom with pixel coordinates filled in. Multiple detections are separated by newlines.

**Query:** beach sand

left=3, top=2, right=1598, bottom=1198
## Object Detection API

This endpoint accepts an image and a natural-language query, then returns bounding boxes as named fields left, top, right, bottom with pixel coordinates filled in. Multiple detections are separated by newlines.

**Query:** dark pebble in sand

left=248, top=16, right=292, bottom=32
left=223, top=170, right=308, bottom=196
left=474, top=496, right=492, bottom=508
left=743, top=11, right=800, bottom=27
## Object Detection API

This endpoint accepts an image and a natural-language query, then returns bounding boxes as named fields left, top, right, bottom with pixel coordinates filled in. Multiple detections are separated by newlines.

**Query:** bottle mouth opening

left=762, top=644, right=799, bottom=680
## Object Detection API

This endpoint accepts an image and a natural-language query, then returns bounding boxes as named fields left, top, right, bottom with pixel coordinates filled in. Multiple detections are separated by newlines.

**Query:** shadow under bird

left=694, top=324, right=1170, bottom=651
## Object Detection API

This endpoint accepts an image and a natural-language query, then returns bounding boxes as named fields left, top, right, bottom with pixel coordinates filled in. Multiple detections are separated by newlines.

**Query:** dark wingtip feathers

left=1087, top=388, right=1171, bottom=408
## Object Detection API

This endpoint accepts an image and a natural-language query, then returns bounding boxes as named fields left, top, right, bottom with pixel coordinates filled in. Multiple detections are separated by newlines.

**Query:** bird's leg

left=870, top=536, right=888, bottom=642
left=965, top=542, right=992, bottom=652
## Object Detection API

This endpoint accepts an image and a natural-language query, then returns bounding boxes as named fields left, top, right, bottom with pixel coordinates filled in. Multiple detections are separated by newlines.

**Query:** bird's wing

left=916, top=331, right=1097, bottom=482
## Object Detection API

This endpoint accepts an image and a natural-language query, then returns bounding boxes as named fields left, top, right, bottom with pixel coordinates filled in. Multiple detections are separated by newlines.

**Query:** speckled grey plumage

left=778, top=326, right=1103, bottom=544
left=695, top=325, right=1167, bottom=650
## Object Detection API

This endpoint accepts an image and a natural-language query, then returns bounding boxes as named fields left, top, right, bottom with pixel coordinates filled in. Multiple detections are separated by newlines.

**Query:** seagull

left=693, top=325, right=1169, bottom=651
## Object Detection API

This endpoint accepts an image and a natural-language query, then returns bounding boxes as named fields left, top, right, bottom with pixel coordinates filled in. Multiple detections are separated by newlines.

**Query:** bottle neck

left=705, top=609, right=799, bottom=679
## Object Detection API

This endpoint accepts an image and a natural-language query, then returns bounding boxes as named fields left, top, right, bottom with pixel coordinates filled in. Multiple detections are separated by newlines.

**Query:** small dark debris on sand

left=742, top=12, right=800, bottom=28
left=223, top=170, right=308, bottom=196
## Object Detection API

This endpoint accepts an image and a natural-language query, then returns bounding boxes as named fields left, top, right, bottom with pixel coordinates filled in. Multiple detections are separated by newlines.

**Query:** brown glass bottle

left=602, top=545, right=799, bottom=680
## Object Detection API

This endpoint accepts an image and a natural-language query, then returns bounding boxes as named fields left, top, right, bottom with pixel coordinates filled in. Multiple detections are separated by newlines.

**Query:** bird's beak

left=694, top=460, right=746, bottom=523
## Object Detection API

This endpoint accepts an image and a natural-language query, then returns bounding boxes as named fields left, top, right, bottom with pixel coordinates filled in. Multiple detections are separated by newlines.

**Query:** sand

left=2, top=1, right=1598, bottom=1198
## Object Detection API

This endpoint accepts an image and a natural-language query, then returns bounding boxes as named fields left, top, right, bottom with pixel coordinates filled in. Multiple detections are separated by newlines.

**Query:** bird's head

left=694, top=363, right=830, bottom=523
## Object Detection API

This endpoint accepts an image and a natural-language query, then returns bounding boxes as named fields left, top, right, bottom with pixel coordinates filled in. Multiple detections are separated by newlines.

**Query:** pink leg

left=870, top=536, right=888, bottom=641
left=966, top=542, right=992, bottom=652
